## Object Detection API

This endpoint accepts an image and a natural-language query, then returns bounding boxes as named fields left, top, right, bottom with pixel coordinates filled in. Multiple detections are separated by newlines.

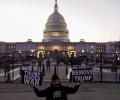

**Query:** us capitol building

left=0, top=1, right=120, bottom=62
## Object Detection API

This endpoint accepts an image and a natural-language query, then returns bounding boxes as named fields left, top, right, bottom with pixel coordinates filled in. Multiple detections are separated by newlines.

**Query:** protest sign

left=21, top=70, right=43, bottom=86
left=72, top=67, right=93, bottom=82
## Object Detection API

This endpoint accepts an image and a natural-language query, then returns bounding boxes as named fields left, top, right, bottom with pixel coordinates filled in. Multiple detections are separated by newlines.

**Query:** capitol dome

left=43, top=1, right=70, bottom=42
left=44, top=11, right=68, bottom=33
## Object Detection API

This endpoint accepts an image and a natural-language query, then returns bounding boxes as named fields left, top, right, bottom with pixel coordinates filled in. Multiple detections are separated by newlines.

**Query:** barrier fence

left=0, top=52, right=120, bottom=83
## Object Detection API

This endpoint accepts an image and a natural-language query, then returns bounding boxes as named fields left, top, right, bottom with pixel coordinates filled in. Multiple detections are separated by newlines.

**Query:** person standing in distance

left=46, top=59, right=50, bottom=72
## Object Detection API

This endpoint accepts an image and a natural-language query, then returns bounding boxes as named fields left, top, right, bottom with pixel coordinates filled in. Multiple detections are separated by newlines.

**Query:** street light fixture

left=100, top=53, right=103, bottom=82
left=55, top=49, right=58, bottom=75
left=19, top=50, right=22, bottom=76
left=12, top=51, right=15, bottom=81
left=31, top=49, right=35, bottom=57
left=115, top=51, right=118, bottom=83
left=91, top=51, right=94, bottom=62
left=6, top=56, right=11, bottom=82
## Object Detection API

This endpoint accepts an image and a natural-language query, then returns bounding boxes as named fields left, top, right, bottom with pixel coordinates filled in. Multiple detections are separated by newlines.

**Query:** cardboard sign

left=72, top=67, right=93, bottom=82
left=21, top=70, right=43, bottom=86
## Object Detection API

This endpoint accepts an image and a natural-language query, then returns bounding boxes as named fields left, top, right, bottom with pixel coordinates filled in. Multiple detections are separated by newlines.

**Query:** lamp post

left=6, top=55, right=11, bottom=82
left=91, top=51, right=94, bottom=62
left=115, top=52, right=118, bottom=83
left=30, top=49, right=35, bottom=70
left=12, top=52, right=15, bottom=81
left=100, top=53, right=103, bottom=82
left=64, top=52, right=68, bottom=76
left=55, top=49, right=58, bottom=75
left=19, top=51, right=22, bottom=76
left=82, top=49, right=85, bottom=64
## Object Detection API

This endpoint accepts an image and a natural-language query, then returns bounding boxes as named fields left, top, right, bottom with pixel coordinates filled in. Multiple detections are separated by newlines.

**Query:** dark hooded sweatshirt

left=33, top=84, right=79, bottom=100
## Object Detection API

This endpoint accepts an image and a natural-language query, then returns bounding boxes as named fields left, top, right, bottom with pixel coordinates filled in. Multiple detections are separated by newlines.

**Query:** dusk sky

left=0, top=0, right=120, bottom=42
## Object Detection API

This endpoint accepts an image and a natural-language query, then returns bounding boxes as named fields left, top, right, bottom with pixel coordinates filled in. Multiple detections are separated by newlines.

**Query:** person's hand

left=29, top=85, right=36, bottom=92
left=80, top=80, right=88, bottom=90
left=80, top=80, right=84, bottom=85
left=30, top=84, right=35, bottom=88
left=76, top=80, right=84, bottom=85
left=76, top=82, right=79, bottom=85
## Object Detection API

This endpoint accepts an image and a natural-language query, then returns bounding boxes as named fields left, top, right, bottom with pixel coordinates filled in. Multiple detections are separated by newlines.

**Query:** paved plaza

left=0, top=65, right=120, bottom=100
left=0, top=82, right=120, bottom=100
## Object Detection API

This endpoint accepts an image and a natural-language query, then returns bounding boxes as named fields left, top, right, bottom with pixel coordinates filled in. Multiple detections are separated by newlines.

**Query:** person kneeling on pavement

left=32, top=73, right=84, bottom=100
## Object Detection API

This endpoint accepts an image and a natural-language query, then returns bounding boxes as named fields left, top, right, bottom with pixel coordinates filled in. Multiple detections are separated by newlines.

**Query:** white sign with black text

left=72, top=67, right=93, bottom=82
left=21, top=70, right=43, bottom=86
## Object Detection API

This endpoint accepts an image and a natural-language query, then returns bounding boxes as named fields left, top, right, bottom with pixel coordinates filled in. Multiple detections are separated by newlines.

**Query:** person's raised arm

left=65, top=80, right=84, bottom=94
left=32, top=86, right=48, bottom=97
